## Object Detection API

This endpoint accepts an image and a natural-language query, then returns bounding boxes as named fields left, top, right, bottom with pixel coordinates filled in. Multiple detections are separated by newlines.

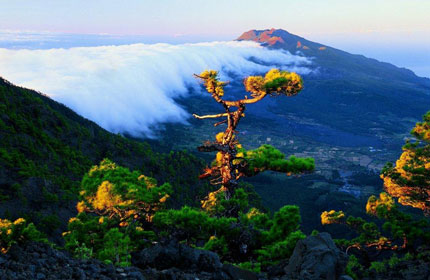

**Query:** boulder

left=222, top=263, right=258, bottom=280
left=132, top=241, right=222, bottom=272
left=0, top=242, right=146, bottom=280
left=285, top=232, right=347, bottom=280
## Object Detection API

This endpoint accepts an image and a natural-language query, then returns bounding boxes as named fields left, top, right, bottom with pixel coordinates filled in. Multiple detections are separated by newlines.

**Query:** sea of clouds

left=0, top=41, right=311, bottom=137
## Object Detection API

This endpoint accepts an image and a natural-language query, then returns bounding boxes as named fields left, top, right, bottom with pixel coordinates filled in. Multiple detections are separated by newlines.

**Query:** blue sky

left=1, top=0, right=428, bottom=38
left=0, top=0, right=429, bottom=77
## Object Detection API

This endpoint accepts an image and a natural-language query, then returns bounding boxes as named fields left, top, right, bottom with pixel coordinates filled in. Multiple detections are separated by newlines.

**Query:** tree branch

left=193, top=113, right=228, bottom=119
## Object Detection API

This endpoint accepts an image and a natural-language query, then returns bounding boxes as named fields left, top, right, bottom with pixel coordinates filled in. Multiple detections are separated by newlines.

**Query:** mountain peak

left=237, top=28, right=290, bottom=46
left=236, top=28, right=324, bottom=51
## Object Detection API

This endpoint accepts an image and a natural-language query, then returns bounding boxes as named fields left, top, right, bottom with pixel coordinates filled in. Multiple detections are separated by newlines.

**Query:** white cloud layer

left=0, top=41, right=311, bottom=137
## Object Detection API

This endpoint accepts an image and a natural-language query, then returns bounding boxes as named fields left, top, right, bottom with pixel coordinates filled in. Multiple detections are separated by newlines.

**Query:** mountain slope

left=238, top=28, right=430, bottom=85
left=0, top=77, right=211, bottom=239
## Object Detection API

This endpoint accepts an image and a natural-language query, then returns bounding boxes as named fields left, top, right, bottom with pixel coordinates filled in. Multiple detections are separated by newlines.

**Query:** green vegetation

left=77, top=159, right=172, bottom=223
left=0, top=217, right=47, bottom=253
left=241, top=144, right=315, bottom=175
left=381, top=111, right=430, bottom=214
left=61, top=159, right=305, bottom=268
left=322, top=192, right=430, bottom=278
left=0, top=77, right=211, bottom=234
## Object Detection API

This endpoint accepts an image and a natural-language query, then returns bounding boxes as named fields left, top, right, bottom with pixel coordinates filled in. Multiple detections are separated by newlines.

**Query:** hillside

left=0, top=77, right=213, bottom=239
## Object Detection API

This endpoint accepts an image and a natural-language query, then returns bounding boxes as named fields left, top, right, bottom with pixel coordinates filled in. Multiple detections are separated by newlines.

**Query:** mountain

left=0, top=77, right=214, bottom=239
left=237, top=28, right=429, bottom=85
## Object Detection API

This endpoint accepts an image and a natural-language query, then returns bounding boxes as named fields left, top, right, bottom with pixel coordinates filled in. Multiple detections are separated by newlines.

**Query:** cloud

left=0, top=41, right=311, bottom=137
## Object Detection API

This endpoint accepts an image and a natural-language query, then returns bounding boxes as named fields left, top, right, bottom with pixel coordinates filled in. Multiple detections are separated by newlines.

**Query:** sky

left=0, top=0, right=429, bottom=76
left=1, top=0, right=428, bottom=38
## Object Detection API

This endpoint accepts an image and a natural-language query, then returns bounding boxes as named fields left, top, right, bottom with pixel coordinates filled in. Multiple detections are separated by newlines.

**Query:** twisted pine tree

left=381, top=111, right=430, bottom=214
left=193, top=69, right=315, bottom=205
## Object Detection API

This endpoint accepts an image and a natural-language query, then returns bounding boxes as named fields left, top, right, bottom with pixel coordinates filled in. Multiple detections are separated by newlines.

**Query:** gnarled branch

left=193, top=113, right=228, bottom=119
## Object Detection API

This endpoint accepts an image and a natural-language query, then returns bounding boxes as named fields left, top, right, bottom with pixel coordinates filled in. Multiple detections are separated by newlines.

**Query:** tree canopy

left=381, top=111, right=430, bottom=214
left=77, top=159, right=172, bottom=225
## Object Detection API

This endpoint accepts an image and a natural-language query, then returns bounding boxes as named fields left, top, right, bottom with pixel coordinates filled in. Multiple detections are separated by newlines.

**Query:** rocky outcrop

left=0, top=234, right=354, bottom=280
left=0, top=241, right=260, bottom=280
left=283, top=232, right=348, bottom=280
left=132, top=241, right=259, bottom=280
left=131, top=241, right=222, bottom=272
left=0, top=242, right=146, bottom=280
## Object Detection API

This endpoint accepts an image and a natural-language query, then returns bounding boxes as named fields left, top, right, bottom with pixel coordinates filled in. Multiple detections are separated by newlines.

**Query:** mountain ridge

left=237, top=28, right=430, bottom=84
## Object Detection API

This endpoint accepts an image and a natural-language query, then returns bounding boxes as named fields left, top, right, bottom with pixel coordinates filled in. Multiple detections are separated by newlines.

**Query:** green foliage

left=98, top=228, right=132, bottom=267
left=73, top=241, right=93, bottom=260
left=381, top=111, right=430, bottom=213
left=153, top=200, right=304, bottom=268
left=325, top=193, right=430, bottom=252
left=254, top=206, right=305, bottom=266
left=0, top=218, right=47, bottom=253
left=203, top=236, right=229, bottom=256
left=324, top=192, right=430, bottom=278
left=387, top=255, right=400, bottom=268
left=236, top=261, right=261, bottom=273
left=242, top=144, right=315, bottom=175
left=64, top=212, right=154, bottom=266
left=345, top=255, right=363, bottom=280
left=153, top=206, right=216, bottom=242
left=204, top=187, right=250, bottom=217
left=78, top=159, right=172, bottom=222
left=369, top=261, right=386, bottom=273
left=256, top=230, right=305, bottom=266
left=266, top=205, right=301, bottom=242
left=263, top=77, right=288, bottom=90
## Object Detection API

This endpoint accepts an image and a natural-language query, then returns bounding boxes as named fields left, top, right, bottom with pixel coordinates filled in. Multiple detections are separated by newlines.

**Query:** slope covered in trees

left=0, top=77, right=212, bottom=238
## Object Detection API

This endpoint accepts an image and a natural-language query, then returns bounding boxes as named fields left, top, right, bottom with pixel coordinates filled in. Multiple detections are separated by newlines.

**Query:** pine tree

left=193, top=69, right=314, bottom=205
left=381, top=111, right=430, bottom=214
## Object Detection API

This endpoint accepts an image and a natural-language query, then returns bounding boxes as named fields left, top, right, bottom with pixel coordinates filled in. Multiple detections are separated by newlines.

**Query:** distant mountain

left=237, top=28, right=429, bottom=84
left=0, top=77, right=211, bottom=240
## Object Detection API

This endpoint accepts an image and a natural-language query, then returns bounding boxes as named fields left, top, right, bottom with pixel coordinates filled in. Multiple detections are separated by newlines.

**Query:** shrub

left=0, top=218, right=46, bottom=253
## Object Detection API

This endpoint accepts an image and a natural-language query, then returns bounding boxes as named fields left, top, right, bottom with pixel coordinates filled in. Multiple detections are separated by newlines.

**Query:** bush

left=153, top=201, right=305, bottom=267
left=77, top=159, right=172, bottom=224
left=64, top=212, right=154, bottom=266
left=0, top=218, right=46, bottom=253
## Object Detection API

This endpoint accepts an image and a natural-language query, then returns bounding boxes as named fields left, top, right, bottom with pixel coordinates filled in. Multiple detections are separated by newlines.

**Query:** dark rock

left=8, top=245, right=24, bottom=261
left=222, top=263, right=258, bottom=280
left=285, top=232, right=347, bottom=280
left=267, top=260, right=288, bottom=278
left=132, top=241, right=222, bottom=272
left=0, top=241, right=258, bottom=280
left=128, top=271, right=146, bottom=280
left=399, top=260, right=430, bottom=280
